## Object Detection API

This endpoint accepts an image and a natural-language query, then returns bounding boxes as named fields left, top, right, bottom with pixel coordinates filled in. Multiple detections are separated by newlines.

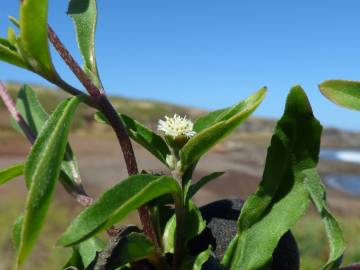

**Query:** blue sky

left=1, top=1, right=360, bottom=130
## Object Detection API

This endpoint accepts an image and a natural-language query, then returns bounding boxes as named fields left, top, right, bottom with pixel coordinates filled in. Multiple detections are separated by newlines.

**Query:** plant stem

left=46, top=24, right=160, bottom=252
left=0, top=81, right=95, bottom=207
left=0, top=82, right=35, bottom=143
left=171, top=162, right=185, bottom=270
left=47, top=26, right=103, bottom=97
left=173, top=195, right=185, bottom=270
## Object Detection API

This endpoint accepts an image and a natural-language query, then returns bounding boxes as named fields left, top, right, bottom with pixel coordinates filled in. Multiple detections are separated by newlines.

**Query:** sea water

left=320, top=149, right=360, bottom=195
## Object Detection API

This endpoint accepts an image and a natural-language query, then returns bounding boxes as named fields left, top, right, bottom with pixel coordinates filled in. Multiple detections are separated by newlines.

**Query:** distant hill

left=1, top=82, right=206, bottom=132
left=1, top=82, right=360, bottom=148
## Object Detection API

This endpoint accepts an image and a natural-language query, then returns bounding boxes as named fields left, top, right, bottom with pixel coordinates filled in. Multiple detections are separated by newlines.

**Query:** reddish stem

left=0, top=82, right=95, bottom=208
left=0, top=82, right=35, bottom=143
left=47, top=25, right=159, bottom=249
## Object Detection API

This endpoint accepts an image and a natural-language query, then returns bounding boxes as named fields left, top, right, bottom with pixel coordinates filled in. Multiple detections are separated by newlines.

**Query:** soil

left=1, top=131, right=359, bottom=217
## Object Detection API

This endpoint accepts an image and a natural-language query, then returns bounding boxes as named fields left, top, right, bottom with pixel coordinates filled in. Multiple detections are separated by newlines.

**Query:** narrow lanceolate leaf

left=188, top=172, right=225, bottom=198
left=15, top=85, right=48, bottom=134
left=15, top=85, right=83, bottom=189
left=227, top=86, right=322, bottom=270
left=319, top=80, right=360, bottom=111
left=95, top=112, right=170, bottom=165
left=20, top=0, right=58, bottom=77
left=221, top=235, right=239, bottom=268
left=16, top=97, right=80, bottom=267
left=58, top=174, right=181, bottom=247
left=0, top=43, right=28, bottom=68
left=0, top=163, right=24, bottom=186
left=68, top=0, right=100, bottom=85
left=12, top=215, right=24, bottom=251
left=180, top=88, right=266, bottom=170
left=193, top=87, right=266, bottom=132
left=8, top=27, right=17, bottom=46
left=303, top=169, right=344, bottom=270
left=8, top=16, right=20, bottom=28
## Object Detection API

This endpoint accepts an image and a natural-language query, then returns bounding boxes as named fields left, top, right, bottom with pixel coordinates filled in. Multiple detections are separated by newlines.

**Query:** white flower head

left=158, top=114, right=196, bottom=138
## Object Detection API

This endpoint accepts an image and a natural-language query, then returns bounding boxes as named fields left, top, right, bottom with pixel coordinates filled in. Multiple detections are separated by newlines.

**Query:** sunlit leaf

left=180, top=88, right=266, bottom=170
left=68, top=0, right=100, bottom=85
left=227, top=86, right=321, bottom=270
left=12, top=215, right=24, bottom=251
left=16, top=97, right=80, bottom=267
left=319, top=80, right=360, bottom=111
left=7, top=27, right=17, bottom=46
left=58, top=174, right=181, bottom=247
left=303, top=169, right=344, bottom=270
left=15, top=85, right=83, bottom=190
left=20, top=0, right=58, bottom=77
left=8, top=16, right=20, bottom=28
left=220, top=235, right=239, bottom=268
left=0, top=163, right=24, bottom=186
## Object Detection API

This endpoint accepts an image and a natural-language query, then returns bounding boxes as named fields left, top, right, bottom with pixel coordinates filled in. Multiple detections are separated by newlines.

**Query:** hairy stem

left=46, top=24, right=160, bottom=251
left=47, top=26, right=103, bottom=97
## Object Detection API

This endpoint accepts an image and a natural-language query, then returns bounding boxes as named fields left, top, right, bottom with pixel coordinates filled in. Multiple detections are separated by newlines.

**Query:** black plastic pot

left=188, top=198, right=300, bottom=270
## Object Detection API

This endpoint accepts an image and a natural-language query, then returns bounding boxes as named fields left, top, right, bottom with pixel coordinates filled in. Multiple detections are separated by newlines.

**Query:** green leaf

left=15, top=85, right=83, bottom=190
left=0, top=163, right=24, bottom=186
left=109, top=232, right=156, bottom=268
left=7, top=27, right=17, bottom=46
left=78, top=237, right=104, bottom=268
left=12, top=215, right=24, bottom=251
left=193, top=107, right=228, bottom=133
left=68, top=0, right=100, bottom=84
left=63, top=237, right=104, bottom=269
left=15, top=85, right=48, bottom=136
left=193, top=87, right=266, bottom=132
left=58, top=174, right=181, bottom=247
left=0, top=37, right=13, bottom=48
left=319, top=80, right=360, bottom=111
left=62, top=249, right=83, bottom=270
left=163, top=201, right=206, bottom=253
left=188, top=172, right=224, bottom=198
left=8, top=16, right=20, bottom=28
left=16, top=97, right=80, bottom=267
left=20, top=0, right=57, bottom=77
left=303, top=169, right=344, bottom=270
left=95, top=112, right=170, bottom=165
left=221, top=234, right=239, bottom=268
left=180, top=88, right=266, bottom=170
left=181, top=246, right=212, bottom=270
left=0, top=43, right=28, bottom=68
left=228, top=86, right=322, bottom=270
